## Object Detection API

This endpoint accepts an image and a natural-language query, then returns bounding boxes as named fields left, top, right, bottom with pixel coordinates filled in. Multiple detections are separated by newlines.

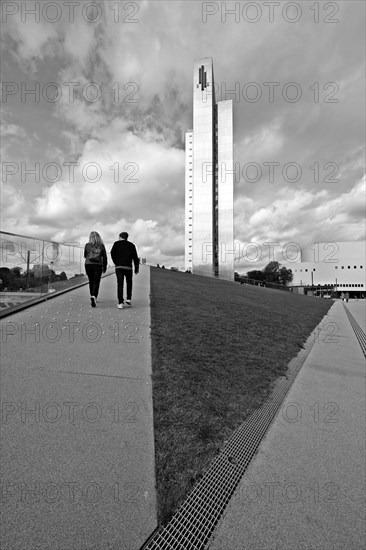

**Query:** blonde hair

left=89, top=232, right=103, bottom=246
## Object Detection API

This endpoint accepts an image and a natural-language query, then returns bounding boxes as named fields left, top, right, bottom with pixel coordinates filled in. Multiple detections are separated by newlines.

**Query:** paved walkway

left=209, top=299, right=366, bottom=550
left=1, top=265, right=157, bottom=550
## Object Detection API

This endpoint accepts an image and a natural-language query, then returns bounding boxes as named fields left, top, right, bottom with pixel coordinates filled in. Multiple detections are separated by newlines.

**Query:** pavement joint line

left=57, top=370, right=144, bottom=380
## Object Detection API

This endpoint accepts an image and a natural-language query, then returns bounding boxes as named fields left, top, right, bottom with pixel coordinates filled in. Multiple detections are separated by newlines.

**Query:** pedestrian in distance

left=110, top=232, right=139, bottom=309
left=345, top=292, right=349, bottom=303
left=84, top=231, right=108, bottom=308
left=340, top=292, right=345, bottom=301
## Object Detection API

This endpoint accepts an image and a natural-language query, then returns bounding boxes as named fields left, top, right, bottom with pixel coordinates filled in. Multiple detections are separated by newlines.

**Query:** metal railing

left=0, top=231, right=88, bottom=312
left=235, top=275, right=290, bottom=292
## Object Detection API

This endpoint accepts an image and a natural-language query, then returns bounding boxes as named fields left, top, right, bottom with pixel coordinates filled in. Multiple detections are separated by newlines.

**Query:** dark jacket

left=110, top=239, right=139, bottom=272
left=84, top=243, right=108, bottom=271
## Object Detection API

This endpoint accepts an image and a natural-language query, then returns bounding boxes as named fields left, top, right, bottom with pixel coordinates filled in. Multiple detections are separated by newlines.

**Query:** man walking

left=111, top=232, right=139, bottom=309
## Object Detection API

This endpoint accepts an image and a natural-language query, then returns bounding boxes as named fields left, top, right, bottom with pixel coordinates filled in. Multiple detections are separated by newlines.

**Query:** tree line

left=236, top=261, right=294, bottom=286
left=0, top=266, right=69, bottom=292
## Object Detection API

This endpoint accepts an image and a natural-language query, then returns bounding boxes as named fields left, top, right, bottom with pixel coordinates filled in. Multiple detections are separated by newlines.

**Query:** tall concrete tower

left=185, top=57, right=234, bottom=280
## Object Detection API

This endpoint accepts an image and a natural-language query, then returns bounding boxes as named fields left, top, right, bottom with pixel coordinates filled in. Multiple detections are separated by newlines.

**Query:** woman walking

left=84, top=231, right=107, bottom=307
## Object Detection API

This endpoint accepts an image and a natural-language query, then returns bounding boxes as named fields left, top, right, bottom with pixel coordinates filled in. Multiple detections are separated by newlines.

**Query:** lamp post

left=26, top=250, right=30, bottom=289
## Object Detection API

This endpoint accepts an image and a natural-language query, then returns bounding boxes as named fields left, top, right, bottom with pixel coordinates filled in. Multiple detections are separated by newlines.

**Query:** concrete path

left=209, top=300, right=366, bottom=550
left=1, top=265, right=157, bottom=549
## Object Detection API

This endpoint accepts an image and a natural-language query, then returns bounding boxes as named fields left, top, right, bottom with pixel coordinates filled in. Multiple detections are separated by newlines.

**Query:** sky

left=1, top=0, right=365, bottom=272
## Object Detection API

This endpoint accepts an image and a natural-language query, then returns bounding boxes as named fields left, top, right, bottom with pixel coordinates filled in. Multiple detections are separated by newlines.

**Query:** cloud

left=2, top=12, right=59, bottom=74
left=0, top=120, right=28, bottom=159
left=234, top=176, right=365, bottom=270
left=0, top=0, right=364, bottom=269
left=22, top=117, right=185, bottom=262
left=0, top=182, right=27, bottom=236
left=1, top=122, right=27, bottom=139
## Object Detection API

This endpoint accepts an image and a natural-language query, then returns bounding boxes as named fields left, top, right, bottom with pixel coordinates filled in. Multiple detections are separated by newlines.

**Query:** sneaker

left=91, top=296, right=96, bottom=308
left=117, top=303, right=124, bottom=309
left=126, top=300, right=131, bottom=306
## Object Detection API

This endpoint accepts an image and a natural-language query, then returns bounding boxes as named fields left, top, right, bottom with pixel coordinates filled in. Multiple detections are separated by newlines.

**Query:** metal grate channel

left=142, top=322, right=322, bottom=550
left=343, top=304, right=366, bottom=358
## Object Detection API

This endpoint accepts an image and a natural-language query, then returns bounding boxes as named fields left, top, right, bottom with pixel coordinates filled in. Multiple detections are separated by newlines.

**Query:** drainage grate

left=141, top=322, right=322, bottom=550
left=343, top=304, right=366, bottom=358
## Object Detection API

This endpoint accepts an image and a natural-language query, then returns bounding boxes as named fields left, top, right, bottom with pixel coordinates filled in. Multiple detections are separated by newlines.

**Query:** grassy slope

left=150, top=268, right=333, bottom=525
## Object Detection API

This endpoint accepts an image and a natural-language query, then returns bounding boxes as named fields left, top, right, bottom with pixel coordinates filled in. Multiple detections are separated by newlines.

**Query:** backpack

left=87, top=244, right=102, bottom=263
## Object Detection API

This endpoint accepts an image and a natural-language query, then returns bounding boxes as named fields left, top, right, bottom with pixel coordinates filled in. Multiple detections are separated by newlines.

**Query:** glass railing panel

left=0, top=232, right=88, bottom=312
left=44, top=241, right=86, bottom=295
left=0, top=232, right=47, bottom=308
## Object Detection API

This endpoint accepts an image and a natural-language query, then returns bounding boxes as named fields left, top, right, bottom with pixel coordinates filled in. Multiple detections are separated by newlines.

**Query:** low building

left=283, top=242, right=365, bottom=298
